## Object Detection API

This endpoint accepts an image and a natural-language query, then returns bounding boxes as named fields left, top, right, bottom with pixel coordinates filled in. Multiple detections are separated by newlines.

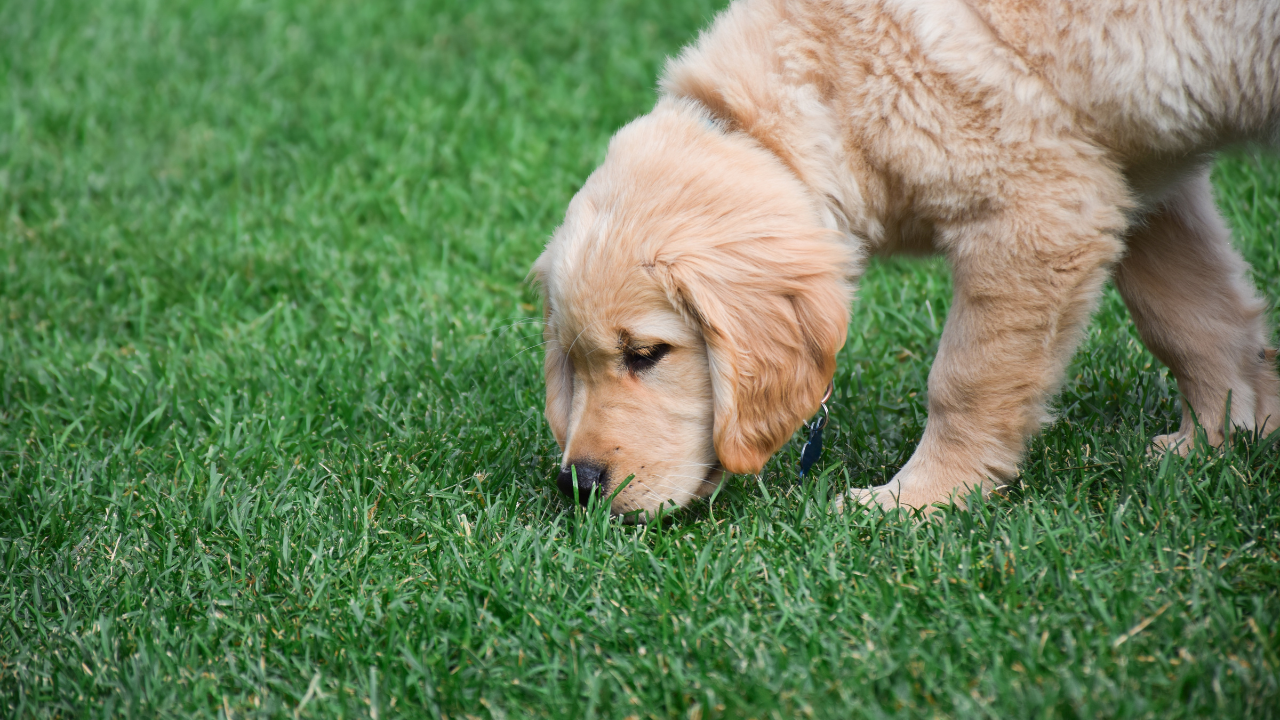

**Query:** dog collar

left=798, top=381, right=834, bottom=478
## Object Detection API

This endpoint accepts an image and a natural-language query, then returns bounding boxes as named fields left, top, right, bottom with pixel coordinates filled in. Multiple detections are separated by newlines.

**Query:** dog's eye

left=624, top=343, right=671, bottom=374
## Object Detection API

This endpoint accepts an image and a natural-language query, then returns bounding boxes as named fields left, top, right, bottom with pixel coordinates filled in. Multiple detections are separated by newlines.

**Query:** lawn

left=2, top=0, right=1278, bottom=717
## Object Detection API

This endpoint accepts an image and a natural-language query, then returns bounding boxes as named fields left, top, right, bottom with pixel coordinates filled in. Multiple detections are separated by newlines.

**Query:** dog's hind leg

left=1114, top=167, right=1280, bottom=453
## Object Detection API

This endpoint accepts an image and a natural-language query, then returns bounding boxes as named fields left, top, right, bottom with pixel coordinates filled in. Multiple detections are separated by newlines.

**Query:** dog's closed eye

left=624, top=343, right=672, bottom=374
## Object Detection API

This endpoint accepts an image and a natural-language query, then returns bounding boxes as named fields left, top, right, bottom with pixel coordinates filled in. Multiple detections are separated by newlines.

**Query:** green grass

left=2, top=0, right=1278, bottom=717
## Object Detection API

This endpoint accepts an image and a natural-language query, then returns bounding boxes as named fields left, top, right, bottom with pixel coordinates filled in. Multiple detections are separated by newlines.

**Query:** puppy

left=532, top=0, right=1280, bottom=519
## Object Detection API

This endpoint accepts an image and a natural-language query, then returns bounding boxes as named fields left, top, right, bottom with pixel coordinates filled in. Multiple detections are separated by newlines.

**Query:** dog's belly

left=1123, top=153, right=1219, bottom=218
left=873, top=215, right=938, bottom=256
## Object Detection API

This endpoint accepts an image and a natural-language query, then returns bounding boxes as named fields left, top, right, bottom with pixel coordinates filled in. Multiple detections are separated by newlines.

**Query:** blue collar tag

left=798, top=415, right=826, bottom=478
left=798, top=382, right=834, bottom=479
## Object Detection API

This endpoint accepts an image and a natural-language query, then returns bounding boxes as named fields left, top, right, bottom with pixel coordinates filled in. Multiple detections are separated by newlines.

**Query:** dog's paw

left=833, top=480, right=944, bottom=513
left=1149, top=428, right=1224, bottom=457
left=831, top=484, right=886, bottom=512
left=1150, top=432, right=1193, bottom=457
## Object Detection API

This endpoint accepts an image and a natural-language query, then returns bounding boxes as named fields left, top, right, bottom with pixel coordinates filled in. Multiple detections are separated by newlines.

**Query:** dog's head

left=532, top=99, right=854, bottom=520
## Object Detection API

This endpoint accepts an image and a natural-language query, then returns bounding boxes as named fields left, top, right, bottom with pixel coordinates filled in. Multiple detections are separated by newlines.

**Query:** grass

left=1, top=0, right=1278, bottom=717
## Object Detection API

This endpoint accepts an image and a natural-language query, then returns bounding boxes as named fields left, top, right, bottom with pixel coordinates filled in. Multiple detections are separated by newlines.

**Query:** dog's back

left=959, top=0, right=1280, bottom=156
left=666, top=0, right=1280, bottom=202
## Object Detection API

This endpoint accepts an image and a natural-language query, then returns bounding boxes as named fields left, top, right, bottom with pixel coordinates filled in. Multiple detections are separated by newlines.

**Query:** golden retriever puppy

left=532, top=0, right=1280, bottom=519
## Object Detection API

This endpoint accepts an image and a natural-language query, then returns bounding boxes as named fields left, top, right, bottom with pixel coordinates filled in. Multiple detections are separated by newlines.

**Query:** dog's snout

left=556, top=461, right=609, bottom=506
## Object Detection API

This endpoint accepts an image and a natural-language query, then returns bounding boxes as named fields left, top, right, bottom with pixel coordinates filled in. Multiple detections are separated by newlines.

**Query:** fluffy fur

left=533, top=0, right=1280, bottom=519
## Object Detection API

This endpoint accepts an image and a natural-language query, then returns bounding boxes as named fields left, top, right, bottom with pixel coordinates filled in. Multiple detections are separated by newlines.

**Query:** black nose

left=556, top=461, right=608, bottom=506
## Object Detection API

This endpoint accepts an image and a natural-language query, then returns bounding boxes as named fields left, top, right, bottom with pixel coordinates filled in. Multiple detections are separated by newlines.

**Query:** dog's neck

left=658, top=2, right=894, bottom=257
left=664, top=99, right=879, bottom=247
left=669, top=92, right=887, bottom=259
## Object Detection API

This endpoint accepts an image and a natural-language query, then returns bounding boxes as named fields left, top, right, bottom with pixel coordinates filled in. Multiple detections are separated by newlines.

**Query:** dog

left=532, top=0, right=1280, bottom=519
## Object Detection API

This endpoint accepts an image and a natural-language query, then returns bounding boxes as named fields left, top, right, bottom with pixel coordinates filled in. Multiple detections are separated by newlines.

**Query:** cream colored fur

left=533, top=0, right=1280, bottom=518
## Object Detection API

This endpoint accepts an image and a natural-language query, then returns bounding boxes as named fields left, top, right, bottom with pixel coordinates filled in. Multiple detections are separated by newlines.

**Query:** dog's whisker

left=489, top=318, right=545, bottom=333
left=506, top=339, right=555, bottom=363
left=566, top=320, right=600, bottom=357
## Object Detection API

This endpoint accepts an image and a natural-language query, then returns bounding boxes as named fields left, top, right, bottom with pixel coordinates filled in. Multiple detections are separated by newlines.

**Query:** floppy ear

left=649, top=230, right=853, bottom=473
left=531, top=254, right=573, bottom=449
left=542, top=317, right=573, bottom=449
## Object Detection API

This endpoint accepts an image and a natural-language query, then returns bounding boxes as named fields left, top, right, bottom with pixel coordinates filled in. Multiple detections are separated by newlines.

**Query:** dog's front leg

left=846, top=202, right=1127, bottom=510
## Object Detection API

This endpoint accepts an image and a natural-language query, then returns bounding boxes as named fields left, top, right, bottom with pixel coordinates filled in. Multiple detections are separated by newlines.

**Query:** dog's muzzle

left=556, top=461, right=608, bottom=506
